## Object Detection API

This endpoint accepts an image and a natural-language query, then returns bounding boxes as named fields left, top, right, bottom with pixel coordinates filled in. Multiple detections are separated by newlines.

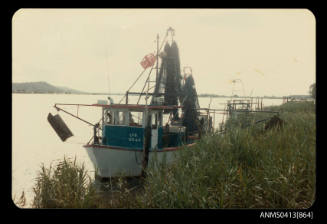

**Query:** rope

left=137, top=67, right=155, bottom=104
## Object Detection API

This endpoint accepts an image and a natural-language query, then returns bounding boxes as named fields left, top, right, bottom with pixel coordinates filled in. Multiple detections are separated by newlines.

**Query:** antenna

left=107, top=72, right=111, bottom=95
left=104, top=30, right=111, bottom=95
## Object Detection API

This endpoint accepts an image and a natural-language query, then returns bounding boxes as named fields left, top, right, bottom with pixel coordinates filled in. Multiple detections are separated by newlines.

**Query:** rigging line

left=118, top=68, right=147, bottom=104
left=208, top=97, right=212, bottom=109
left=55, top=105, right=103, bottom=130
left=136, top=33, right=168, bottom=104
left=106, top=53, right=111, bottom=95
left=104, top=30, right=111, bottom=95
left=159, top=32, right=168, bottom=53
left=107, top=74, right=111, bottom=95
left=121, top=33, right=169, bottom=105
left=137, top=66, right=155, bottom=104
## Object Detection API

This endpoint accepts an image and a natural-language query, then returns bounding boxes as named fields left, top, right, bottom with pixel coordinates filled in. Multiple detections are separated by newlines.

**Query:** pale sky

left=12, top=9, right=315, bottom=96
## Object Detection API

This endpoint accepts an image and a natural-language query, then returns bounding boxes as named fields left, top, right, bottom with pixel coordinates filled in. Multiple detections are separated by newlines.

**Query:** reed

left=138, top=101, right=316, bottom=208
left=32, top=157, right=99, bottom=208
left=13, top=191, right=26, bottom=208
left=30, top=156, right=142, bottom=208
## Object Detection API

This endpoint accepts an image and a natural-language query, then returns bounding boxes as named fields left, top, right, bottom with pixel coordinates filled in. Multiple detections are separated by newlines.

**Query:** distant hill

left=12, top=81, right=87, bottom=94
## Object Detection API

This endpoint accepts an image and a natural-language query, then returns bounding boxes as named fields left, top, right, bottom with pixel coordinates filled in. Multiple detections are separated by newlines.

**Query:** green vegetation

left=28, top=157, right=141, bottom=208
left=32, top=158, right=98, bottom=208
left=13, top=191, right=26, bottom=208
left=28, top=101, right=315, bottom=208
left=139, top=101, right=315, bottom=208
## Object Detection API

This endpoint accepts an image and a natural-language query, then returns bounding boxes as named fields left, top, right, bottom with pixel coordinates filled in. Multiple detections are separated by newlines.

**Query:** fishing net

left=181, top=75, right=200, bottom=134
left=152, top=41, right=182, bottom=119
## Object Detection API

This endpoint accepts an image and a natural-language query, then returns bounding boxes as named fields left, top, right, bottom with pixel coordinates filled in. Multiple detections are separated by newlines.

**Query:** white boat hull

left=84, top=144, right=193, bottom=178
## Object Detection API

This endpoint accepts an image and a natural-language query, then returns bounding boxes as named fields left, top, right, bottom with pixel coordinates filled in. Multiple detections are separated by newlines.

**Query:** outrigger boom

left=53, top=102, right=182, bottom=127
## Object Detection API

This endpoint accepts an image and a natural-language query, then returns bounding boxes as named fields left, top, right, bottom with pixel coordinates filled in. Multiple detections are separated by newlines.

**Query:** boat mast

left=156, top=34, right=159, bottom=83
left=142, top=34, right=160, bottom=177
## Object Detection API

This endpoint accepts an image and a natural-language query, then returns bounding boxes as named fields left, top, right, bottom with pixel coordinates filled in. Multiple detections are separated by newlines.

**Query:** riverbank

left=18, top=101, right=315, bottom=208
left=136, top=101, right=315, bottom=208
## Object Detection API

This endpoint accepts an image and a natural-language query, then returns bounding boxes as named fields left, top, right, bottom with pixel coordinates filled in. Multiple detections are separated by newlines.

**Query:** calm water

left=12, top=93, right=283, bottom=207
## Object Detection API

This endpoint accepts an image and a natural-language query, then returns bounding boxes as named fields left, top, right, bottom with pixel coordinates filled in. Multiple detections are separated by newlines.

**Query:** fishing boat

left=48, top=27, right=212, bottom=179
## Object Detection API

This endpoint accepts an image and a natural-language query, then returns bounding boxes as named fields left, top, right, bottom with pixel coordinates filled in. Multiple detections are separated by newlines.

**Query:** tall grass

left=30, top=101, right=315, bottom=208
left=13, top=191, right=26, bottom=208
left=138, top=101, right=315, bottom=208
left=30, top=157, right=142, bottom=208
left=32, top=157, right=99, bottom=208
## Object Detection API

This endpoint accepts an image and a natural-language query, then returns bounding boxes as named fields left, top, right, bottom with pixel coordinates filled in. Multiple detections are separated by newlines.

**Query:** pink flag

left=140, top=53, right=156, bottom=69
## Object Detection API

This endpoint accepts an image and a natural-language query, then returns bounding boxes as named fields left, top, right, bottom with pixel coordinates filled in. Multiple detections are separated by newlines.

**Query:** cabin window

left=129, top=111, right=143, bottom=127
left=119, top=112, right=124, bottom=124
left=151, top=112, right=160, bottom=128
left=122, top=111, right=129, bottom=125
left=104, top=109, right=113, bottom=124
left=114, top=111, right=129, bottom=125
left=113, top=111, right=119, bottom=124
left=106, top=110, right=138, bottom=126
